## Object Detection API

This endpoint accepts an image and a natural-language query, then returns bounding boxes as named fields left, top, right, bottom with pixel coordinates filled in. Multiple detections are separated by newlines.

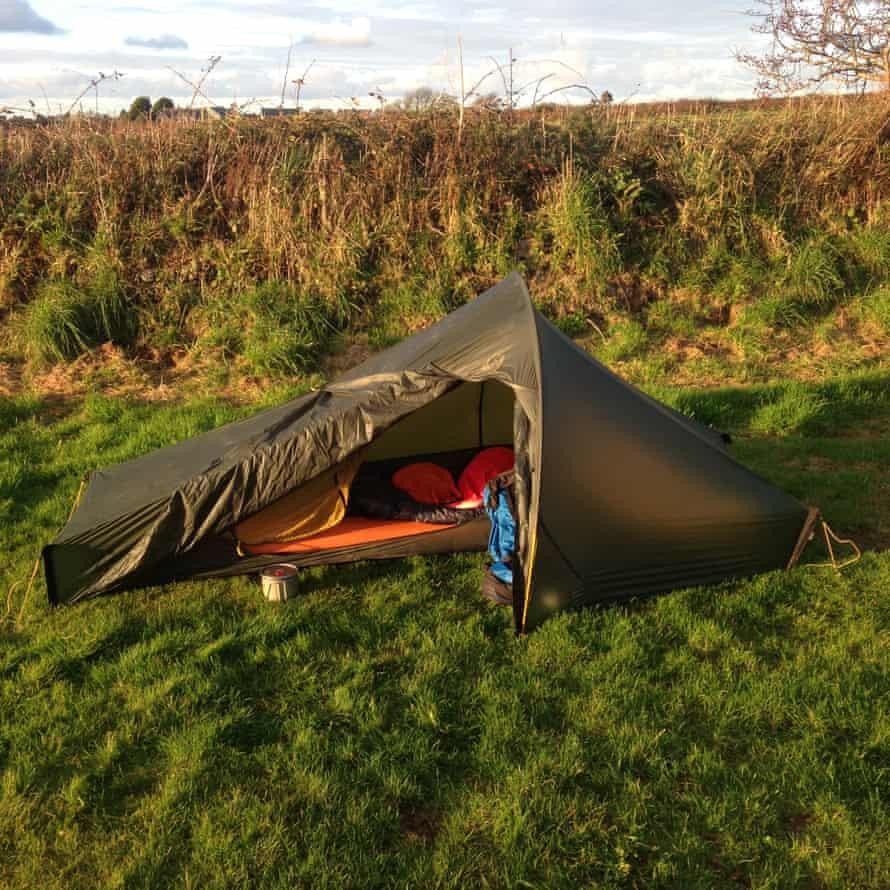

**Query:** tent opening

left=232, top=380, right=517, bottom=557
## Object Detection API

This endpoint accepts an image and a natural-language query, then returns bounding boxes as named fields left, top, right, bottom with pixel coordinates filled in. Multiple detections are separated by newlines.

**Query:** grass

left=2, top=370, right=889, bottom=888
left=2, top=97, right=890, bottom=392
left=20, top=272, right=133, bottom=365
left=1, top=96, right=889, bottom=885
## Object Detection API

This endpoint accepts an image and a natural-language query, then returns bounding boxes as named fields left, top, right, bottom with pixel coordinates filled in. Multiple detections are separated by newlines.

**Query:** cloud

left=0, top=0, right=64, bottom=34
left=0, top=0, right=765, bottom=112
left=125, top=33, right=189, bottom=50
left=300, top=16, right=371, bottom=48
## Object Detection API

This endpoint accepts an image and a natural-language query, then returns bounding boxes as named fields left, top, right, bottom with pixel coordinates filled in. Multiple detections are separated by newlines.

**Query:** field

left=1, top=99, right=890, bottom=887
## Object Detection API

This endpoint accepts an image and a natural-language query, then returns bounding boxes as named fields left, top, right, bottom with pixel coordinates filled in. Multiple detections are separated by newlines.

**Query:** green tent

left=44, top=273, right=818, bottom=632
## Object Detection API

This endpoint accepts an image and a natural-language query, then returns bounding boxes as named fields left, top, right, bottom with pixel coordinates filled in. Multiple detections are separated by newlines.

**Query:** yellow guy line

left=804, top=520, right=862, bottom=571
left=7, top=477, right=88, bottom=629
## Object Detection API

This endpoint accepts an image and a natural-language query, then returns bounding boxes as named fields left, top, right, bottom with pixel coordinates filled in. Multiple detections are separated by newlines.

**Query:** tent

left=44, top=273, right=818, bottom=632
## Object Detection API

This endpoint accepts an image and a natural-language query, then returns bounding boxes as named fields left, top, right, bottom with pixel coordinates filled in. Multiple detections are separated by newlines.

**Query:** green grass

left=20, top=274, right=134, bottom=365
left=1, top=372, right=889, bottom=888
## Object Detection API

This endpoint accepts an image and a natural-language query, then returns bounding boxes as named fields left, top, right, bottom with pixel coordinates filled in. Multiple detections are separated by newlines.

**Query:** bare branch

left=64, top=70, right=124, bottom=117
left=280, top=37, right=294, bottom=108
left=535, top=83, right=599, bottom=105
left=167, top=55, right=222, bottom=110
left=736, top=0, right=890, bottom=94
left=463, top=66, right=501, bottom=104
left=486, top=54, right=512, bottom=105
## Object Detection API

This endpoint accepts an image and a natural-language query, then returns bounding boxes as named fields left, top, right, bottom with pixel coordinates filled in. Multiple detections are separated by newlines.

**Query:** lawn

left=1, top=371, right=889, bottom=889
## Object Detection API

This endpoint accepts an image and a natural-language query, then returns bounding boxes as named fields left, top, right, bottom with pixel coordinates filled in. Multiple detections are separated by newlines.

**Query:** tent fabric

left=43, top=272, right=813, bottom=633
left=241, top=516, right=457, bottom=555
left=234, top=449, right=364, bottom=546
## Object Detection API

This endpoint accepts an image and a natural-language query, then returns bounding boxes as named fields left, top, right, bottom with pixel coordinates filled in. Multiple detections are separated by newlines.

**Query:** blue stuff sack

left=485, top=474, right=516, bottom=585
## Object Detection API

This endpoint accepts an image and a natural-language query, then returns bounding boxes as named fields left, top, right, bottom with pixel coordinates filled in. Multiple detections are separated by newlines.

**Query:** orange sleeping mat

left=240, top=515, right=456, bottom=555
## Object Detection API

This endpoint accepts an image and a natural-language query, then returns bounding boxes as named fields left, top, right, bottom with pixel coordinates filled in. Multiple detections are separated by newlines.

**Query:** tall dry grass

left=2, top=96, right=890, bottom=377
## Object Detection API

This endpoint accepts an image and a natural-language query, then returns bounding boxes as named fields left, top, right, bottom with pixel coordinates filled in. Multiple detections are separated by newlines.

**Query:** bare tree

left=737, top=0, right=890, bottom=94
left=401, top=86, right=437, bottom=112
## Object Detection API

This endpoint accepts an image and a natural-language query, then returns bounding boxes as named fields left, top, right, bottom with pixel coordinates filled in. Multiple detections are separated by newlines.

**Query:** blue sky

left=0, top=0, right=765, bottom=113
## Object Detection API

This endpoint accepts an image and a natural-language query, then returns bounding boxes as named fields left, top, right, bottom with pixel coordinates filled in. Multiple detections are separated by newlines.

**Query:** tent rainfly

left=44, top=273, right=819, bottom=632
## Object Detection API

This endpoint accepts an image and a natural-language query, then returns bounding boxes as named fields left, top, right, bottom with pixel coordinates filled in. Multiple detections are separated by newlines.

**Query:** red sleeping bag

left=391, top=462, right=462, bottom=505
left=389, top=447, right=515, bottom=511
left=448, top=447, right=515, bottom=510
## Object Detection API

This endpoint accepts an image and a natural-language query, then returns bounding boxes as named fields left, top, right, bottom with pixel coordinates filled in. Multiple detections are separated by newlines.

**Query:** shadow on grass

left=661, top=369, right=890, bottom=437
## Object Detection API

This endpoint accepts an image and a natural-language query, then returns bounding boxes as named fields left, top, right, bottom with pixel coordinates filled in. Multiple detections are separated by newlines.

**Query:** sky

left=0, top=0, right=767, bottom=115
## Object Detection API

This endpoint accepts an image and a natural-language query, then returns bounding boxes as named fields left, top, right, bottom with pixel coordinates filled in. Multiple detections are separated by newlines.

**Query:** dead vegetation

left=1, top=95, right=889, bottom=395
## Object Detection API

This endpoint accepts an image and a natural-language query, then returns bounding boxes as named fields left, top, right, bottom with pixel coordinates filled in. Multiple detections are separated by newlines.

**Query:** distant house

left=172, top=106, right=230, bottom=120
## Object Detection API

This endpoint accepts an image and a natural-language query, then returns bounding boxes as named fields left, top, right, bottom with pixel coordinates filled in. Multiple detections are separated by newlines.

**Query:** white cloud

left=0, top=0, right=63, bottom=34
left=467, top=7, right=505, bottom=25
left=125, top=33, right=189, bottom=50
left=300, top=16, right=371, bottom=47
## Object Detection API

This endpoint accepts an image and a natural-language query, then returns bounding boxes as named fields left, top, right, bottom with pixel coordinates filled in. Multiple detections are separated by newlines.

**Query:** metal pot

left=260, top=564, right=298, bottom=602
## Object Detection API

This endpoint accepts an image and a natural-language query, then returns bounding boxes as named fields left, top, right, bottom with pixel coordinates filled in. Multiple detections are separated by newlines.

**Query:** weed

left=645, top=300, right=698, bottom=340
left=19, top=280, right=92, bottom=363
left=863, top=287, right=890, bottom=333
left=3, top=100, right=890, bottom=385
left=740, top=295, right=805, bottom=330
left=785, top=237, right=844, bottom=307
left=219, top=282, right=341, bottom=377
left=539, top=162, right=621, bottom=297
left=598, top=318, right=649, bottom=363
left=838, top=224, right=890, bottom=288
left=370, top=277, right=448, bottom=348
